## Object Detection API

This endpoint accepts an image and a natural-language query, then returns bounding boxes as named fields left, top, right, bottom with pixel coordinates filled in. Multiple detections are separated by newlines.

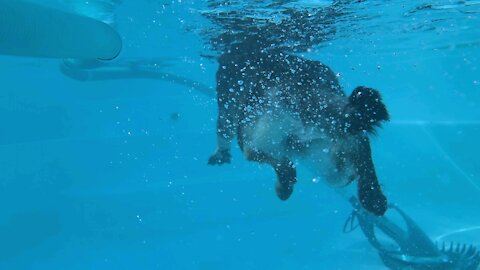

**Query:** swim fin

left=0, top=0, right=121, bottom=60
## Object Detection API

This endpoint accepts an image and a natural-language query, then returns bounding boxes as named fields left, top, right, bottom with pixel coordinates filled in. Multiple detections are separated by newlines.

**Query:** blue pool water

left=1, top=1, right=479, bottom=269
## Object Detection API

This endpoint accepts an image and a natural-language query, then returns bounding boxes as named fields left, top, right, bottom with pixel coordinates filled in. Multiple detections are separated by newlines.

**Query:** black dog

left=208, top=45, right=389, bottom=216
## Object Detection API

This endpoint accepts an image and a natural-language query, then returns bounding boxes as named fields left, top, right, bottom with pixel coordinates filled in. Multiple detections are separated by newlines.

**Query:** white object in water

left=0, top=0, right=122, bottom=60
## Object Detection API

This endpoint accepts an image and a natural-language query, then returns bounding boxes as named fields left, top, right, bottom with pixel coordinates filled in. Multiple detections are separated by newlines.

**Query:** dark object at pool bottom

left=344, top=197, right=480, bottom=270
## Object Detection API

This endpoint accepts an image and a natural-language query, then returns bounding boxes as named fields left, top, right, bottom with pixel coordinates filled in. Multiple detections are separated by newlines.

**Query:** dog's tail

left=344, top=86, right=389, bottom=134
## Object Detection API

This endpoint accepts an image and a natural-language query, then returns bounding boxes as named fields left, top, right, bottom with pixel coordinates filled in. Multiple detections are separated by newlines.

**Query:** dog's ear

left=345, top=86, right=389, bottom=134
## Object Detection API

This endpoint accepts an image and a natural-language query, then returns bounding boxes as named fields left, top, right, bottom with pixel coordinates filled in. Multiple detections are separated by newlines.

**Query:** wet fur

left=209, top=47, right=389, bottom=216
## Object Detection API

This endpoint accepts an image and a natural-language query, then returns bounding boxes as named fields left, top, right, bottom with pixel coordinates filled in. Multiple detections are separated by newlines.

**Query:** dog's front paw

left=274, top=160, right=297, bottom=201
left=359, top=187, right=387, bottom=216
left=208, top=149, right=231, bottom=165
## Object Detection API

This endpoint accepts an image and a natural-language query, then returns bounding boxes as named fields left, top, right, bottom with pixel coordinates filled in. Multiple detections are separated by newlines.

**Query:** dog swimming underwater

left=208, top=43, right=389, bottom=216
